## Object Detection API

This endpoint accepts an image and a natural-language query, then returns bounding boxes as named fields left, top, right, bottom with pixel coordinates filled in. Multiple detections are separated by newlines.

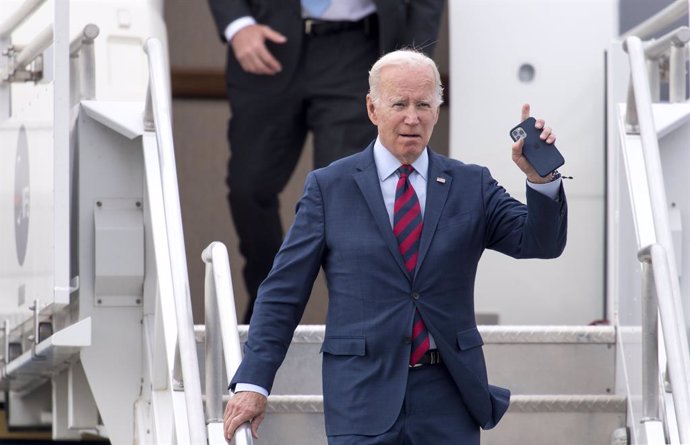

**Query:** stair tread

left=221, top=394, right=627, bottom=414
left=195, top=324, right=616, bottom=344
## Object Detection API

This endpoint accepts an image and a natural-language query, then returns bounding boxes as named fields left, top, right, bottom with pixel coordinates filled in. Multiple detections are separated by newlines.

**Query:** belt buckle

left=304, top=18, right=314, bottom=35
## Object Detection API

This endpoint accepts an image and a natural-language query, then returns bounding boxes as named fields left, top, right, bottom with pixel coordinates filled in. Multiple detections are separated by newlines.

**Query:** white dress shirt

left=224, top=0, right=377, bottom=42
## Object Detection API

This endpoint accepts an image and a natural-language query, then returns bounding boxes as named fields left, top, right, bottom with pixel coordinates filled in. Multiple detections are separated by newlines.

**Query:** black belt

left=304, top=14, right=377, bottom=37
left=409, top=349, right=441, bottom=368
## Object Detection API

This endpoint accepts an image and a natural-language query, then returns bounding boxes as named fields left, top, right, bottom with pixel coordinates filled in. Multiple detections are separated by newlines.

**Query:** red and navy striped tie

left=394, top=164, right=430, bottom=366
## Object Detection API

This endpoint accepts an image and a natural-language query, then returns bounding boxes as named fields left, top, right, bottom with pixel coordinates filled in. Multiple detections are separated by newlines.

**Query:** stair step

left=222, top=394, right=626, bottom=445
left=196, top=325, right=616, bottom=396
left=204, top=325, right=622, bottom=444
left=482, top=326, right=615, bottom=395
left=483, top=395, right=626, bottom=445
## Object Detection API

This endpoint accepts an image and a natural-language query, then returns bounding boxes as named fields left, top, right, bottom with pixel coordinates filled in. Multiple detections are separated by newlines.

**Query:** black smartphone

left=509, top=117, right=565, bottom=177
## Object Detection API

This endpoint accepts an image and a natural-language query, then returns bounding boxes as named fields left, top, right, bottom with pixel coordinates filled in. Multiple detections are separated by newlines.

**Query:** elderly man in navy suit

left=223, top=49, right=568, bottom=444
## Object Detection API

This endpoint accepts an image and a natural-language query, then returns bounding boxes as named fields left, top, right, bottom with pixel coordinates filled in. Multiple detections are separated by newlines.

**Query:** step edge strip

left=233, top=325, right=616, bottom=344
left=258, top=394, right=627, bottom=414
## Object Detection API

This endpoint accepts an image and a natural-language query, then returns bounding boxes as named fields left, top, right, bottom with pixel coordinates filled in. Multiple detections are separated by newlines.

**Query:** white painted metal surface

left=0, top=0, right=70, bottom=328
left=1, top=317, right=91, bottom=392
left=0, top=1, right=185, bottom=443
left=6, top=1, right=690, bottom=444
left=608, top=25, right=690, bottom=444
left=202, top=242, right=252, bottom=445
left=143, top=37, right=206, bottom=445
left=448, top=0, right=617, bottom=325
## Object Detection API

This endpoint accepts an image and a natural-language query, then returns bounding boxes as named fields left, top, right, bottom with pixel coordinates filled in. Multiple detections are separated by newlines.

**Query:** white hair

left=368, top=49, right=444, bottom=106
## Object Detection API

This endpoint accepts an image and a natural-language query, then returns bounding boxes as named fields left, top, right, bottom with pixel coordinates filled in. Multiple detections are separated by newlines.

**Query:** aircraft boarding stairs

left=190, top=324, right=624, bottom=444
left=205, top=13, right=690, bottom=444
left=0, top=1, right=689, bottom=444
left=197, top=12, right=690, bottom=444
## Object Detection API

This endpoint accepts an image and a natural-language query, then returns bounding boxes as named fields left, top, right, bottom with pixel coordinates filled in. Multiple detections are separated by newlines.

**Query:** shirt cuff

left=526, top=177, right=561, bottom=200
left=234, top=383, right=269, bottom=397
left=224, top=16, right=257, bottom=42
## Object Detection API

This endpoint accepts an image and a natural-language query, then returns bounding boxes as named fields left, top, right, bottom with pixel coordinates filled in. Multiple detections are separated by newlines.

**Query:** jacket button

left=411, top=292, right=420, bottom=300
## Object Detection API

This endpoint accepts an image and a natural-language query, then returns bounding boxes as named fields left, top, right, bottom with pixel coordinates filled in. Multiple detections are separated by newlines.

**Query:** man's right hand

left=223, top=391, right=267, bottom=441
left=231, top=25, right=287, bottom=75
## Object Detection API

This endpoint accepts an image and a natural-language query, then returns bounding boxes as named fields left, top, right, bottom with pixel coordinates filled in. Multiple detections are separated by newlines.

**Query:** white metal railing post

left=623, top=27, right=690, bottom=122
left=669, top=41, right=687, bottom=102
left=202, top=242, right=252, bottom=445
left=639, top=257, right=659, bottom=421
left=646, top=59, right=660, bottom=103
left=638, top=245, right=690, bottom=442
left=69, top=24, right=99, bottom=100
left=143, top=38, right=207, bottom=444
left=204, top=264, right=223, bottom=423
left=625, top=79, right=639, bottom=133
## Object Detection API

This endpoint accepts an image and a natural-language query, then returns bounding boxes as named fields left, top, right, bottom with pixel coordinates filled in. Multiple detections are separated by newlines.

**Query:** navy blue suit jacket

left=231, top=143, right=568, bottom=436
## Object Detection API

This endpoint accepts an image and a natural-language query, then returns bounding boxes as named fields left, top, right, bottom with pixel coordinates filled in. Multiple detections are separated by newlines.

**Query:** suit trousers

left=327, top=363, right=480, bottom=445
left=225, top=27, right=379, bottom=323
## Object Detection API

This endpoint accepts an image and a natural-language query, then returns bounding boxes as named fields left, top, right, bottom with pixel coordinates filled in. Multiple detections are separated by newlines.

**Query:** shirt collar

left=373, top=137, right=429, bottom=182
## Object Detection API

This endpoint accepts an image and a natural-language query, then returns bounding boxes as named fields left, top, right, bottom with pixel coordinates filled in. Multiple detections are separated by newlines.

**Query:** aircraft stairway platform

left=1, top=0, right=690, bottom=444
left=193, top=324, right=626, bottom=445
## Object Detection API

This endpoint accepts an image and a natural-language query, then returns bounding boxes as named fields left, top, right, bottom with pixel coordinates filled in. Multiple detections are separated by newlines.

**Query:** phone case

left=509, top=117, right=565, bottom=177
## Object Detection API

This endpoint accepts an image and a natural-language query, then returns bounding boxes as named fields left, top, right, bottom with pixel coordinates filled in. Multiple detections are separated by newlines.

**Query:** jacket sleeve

left=483, top=167, right=568, bottom=259
left=207, top=0, right=253, bottom=42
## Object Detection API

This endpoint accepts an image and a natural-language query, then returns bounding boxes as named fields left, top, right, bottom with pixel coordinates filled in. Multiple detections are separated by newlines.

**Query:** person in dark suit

left=222, top=49, right=568, bottom=444
left=207, top=0, right=445, bottom=323
left=224, top=50, right=567, bottom=445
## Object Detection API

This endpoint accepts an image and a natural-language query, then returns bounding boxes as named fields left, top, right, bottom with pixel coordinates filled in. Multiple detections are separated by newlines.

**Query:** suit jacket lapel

left=353, top=145, right=411, bottom=281
left=415, top=150, right=452, bottom=281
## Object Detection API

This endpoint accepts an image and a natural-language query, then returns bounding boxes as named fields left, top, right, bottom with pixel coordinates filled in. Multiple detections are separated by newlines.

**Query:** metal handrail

left=143, top=38, right=207, bottom=444
left=69, top=23, right=99, bottom=56
left=14, top=25, right=52, bottom=69
left=3, top=22, right=98, bottom=85
left=627, top=35, right=681, bottom=259
left=202, top=242, right=252, bottom=445
left=626, top=34, right=690, bottom=442
left=638, top=245, right=690, bottom=442
left=625, top=26, right=690, bottom=130
left=623, top=26, right=690, bottom=60
left=69, top=24, right=99, bottom=100
left=622, top=0, right=688, bottom=40
left=0, top=0, right=47, bottom=37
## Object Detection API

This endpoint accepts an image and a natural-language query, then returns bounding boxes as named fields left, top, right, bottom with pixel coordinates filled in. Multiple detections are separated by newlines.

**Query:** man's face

left=366, top=64, right=440, bottom=164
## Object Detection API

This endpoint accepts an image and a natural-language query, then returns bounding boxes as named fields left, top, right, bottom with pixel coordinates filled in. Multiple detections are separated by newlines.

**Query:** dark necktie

left=393, top=164, right=430, bottom=365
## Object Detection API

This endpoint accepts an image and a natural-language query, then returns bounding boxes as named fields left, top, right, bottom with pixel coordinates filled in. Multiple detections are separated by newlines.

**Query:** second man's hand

left=230, top=24, right=287, bottom=75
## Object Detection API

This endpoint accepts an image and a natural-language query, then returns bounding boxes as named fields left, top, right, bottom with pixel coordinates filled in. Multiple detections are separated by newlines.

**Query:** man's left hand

left=223, top=391, right=267, bottom=441
left=512, top=103, right=557, bottom=184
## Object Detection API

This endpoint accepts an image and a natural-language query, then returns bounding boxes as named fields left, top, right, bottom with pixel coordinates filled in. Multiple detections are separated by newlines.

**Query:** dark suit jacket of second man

left=207, top=0, right=446, bottom=93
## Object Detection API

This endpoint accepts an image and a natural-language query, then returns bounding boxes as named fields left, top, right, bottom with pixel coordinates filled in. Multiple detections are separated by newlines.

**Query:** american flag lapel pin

left=436, top=177, right=446, bottom=184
